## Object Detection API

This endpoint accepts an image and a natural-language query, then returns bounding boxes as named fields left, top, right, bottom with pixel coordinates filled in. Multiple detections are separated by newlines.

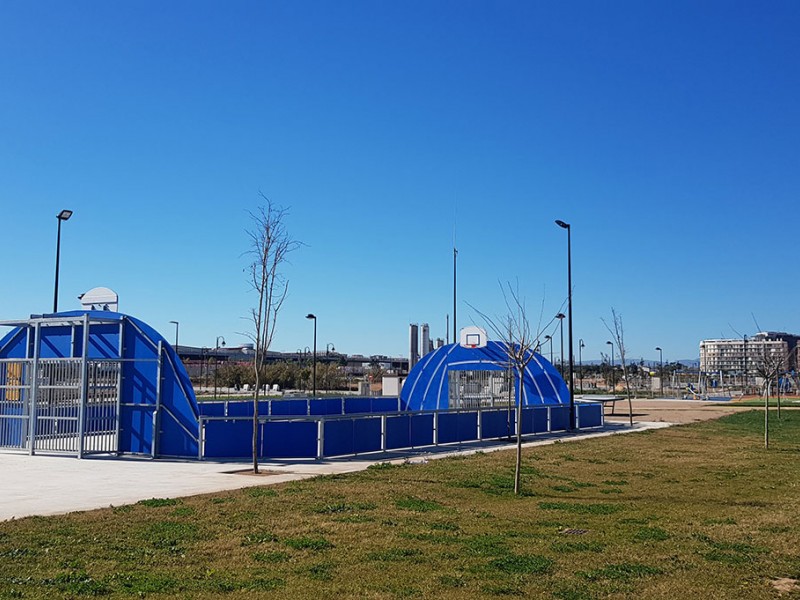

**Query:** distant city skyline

left=1, top=2, right=798, bottom=362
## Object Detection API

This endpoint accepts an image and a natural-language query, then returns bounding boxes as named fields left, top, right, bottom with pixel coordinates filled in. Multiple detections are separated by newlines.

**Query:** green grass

left=1, top=410, right=799, bottom=599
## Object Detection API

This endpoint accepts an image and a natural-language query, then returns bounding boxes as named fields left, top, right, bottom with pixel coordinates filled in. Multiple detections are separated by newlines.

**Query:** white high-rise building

left=421, top=323, right=431, bottom=358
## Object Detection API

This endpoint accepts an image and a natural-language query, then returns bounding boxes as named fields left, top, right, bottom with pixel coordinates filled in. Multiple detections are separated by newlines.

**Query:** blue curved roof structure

left=401, top=341, right=568, bottom=411
left=0, top=310, right=199, bottom=458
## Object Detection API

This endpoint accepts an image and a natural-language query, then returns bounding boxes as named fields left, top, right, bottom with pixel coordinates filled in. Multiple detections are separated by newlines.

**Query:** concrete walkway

left=0, top=421, right=669, bottom=522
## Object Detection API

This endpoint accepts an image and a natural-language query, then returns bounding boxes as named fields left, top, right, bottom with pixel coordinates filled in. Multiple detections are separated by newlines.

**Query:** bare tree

left=245, top=195, right=300, bottom=473
left=754, top=347, right=784, bottom=449
left=602, top=308, right=633, bottom=426
left=472, top=282, right=549, bottom=495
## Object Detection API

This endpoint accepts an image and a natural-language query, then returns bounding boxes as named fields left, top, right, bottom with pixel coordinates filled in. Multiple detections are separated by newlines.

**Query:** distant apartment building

left=699, top=332, right=797, bottom=373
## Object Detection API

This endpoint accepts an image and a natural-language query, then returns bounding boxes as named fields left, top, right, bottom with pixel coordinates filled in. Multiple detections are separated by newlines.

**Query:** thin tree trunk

left=764, top=384, right=769, bottom=450
left=514, top=364, right=523, bottom=495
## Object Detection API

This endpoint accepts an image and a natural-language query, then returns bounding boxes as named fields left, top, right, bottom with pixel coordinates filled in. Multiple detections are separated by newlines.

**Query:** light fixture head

left=306, top=313, right=316, bottom=320
left=655, top=346, right=662, bottom=351
left=555, top=219, right=569, bottom=229
left=556, top=313, right=565, bottom=319
left=57, top=209, right=73, bottom=221
left=545, top=335, right=551, bottom=340
left=606, top=341, right=613, bottom=345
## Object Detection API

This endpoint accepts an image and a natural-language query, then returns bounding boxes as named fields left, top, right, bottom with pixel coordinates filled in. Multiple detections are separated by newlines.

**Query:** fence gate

left=0, top=357, right=121, bottom=457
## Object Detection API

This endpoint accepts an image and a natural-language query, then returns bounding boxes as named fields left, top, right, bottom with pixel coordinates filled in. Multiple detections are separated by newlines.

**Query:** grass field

left=1, top=411, right=799, bottom=599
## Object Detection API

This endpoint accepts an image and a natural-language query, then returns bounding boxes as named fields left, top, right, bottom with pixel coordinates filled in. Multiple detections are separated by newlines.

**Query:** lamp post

left=743, top=334, right=748, bottom=395
left=306, top=314, right=317, bottom=397
left=556, top=313, right=565, bottom=376
left=579, top=339, right=585, bottom=394
left=545, top=335, right=553, bottom=363
left=606, top=341, right=615, bottom=392
left=214, top=336, right=226, bottom=399
left=655, top=346, right=663, bottom=397
left=53, top=209, right=73, bottom=312
left=555, top=219, right=575, bottom=428
left=169, top=321, right=179, bottom=351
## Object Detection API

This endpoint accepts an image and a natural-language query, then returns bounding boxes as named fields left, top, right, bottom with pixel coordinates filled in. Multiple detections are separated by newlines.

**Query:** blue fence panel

left=369, top=398, right=401, bottom=413
left=263, top=421, right=317, bottom=458
left=410, top=413, right=434, bottom=447
left=225, top=401, right=253, bottom=418
left=550, top=405, right=569, bottom=431
left=577, top=403, right=602, bottom=428
left=203, top=419, right=252, bottom=458
left=198, top=402, right=226, bottom=417
left=532, top=407, right=550, bottom=433
left=437, top=411, right=478, bottom=444
left=481, top=409, right=514, bottom=439
left=310, top=398, right=343, bottom=415
left=385, top=415, right=411, bottom=449
left=271, top=400, right=309, bottom=416
left=519, top=407, right=536, bottom=434
left=354, top=417, right=382, bottom=454
left=323, top=419, right=354, bottom=456
left=343, top=398, right=372, bottom=414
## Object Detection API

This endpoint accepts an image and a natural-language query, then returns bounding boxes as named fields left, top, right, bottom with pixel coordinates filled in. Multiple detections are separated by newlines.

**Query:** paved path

left=0, top=420, right=672, bottom=522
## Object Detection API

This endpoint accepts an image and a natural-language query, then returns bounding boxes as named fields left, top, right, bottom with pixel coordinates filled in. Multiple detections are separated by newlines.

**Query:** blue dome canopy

left=401, top=341, right=568, bottom=411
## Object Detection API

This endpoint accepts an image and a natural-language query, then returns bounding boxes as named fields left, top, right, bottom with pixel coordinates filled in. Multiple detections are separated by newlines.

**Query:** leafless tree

left=602, top=308, right=633, bottom=426
left=245, top=195, right=300, bottom=473
left=754, top=347, right=784, bottom=449
left=472, top=282, right=551, bottom=495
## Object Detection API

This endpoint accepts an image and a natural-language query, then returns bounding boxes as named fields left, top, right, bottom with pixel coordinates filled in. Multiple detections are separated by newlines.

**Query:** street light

left=544, top=335, right=553, bottom=363
left=556, top=313, right=565, bottom=376
left=326, top=343, right=335, bottom=356
left=655, top=346, right=663, bottom=397
left=606, top=341, right=615, bottom=392
left=169, top=321, right=179, bottom=350
left=53, top=209, right=73, bottom=312
left=306, top=314, right=317, bottom=397
left=214, top=336, right=226, bottom=400
left=579, top=339, right=585, bottom=395
left=555, top=219, right=575, bottom=429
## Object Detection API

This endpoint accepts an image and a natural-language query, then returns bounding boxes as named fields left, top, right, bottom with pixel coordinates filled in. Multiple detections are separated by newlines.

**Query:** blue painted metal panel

left=385, top=415, right=411, bottom=449
left=410, top=413, right=434, bottom=446
left=438, top=412, right=478, bottom=444
left=198, top=402, right=226, bottom=417
left=263, top=421, right=317, bottom=458
left=481, top=409, right=514, bottom=439
left=118, top=405, right=153, bottom=454
left=226, top=402, right=253, bottom=417
left=577, top=403, right=603, bottom=427
left=323, top=419, right=354, bottom=456
left=550, top=406, right=569, bottom=431
left=369, top=398, right=401, bottom=413
left=353, top=417, right=382, bottom=454
left=344, top=398, right=372, bottom=414
left=533, top=407, right=550, bottom=433
left=271, top=399, right=308, bottom=416
left=203, top=419, right=252, bottom=458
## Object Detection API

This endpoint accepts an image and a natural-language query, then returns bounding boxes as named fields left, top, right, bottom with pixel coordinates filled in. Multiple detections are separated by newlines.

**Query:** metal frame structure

left=0, top=311, right=199, bottom=459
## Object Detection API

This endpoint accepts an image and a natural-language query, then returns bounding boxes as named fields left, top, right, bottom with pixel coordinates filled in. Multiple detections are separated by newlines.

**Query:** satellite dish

left=78, top=287, right=119, bottom=312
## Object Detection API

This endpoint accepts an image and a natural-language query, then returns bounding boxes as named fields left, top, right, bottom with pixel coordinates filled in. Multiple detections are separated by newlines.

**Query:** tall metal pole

left=306, top=314, right=317, bottom=397
left=53, top=217, right=63, bottom=313
left=579, top=339, right=585, bottom=395
left=557, top=314, right=565, bottom=376
left=656, top=346, right=663, bottom=397
left=169, top=321, right=179, bottom=350
left=53, top=210, right=73, bottom=312
left=453, top=247, right=458, bottom=343
left=555, top=220, right=575, bottom=429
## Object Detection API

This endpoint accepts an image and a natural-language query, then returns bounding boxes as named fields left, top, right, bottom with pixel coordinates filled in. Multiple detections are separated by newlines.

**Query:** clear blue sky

left=1, top=1, right=798, bottom=364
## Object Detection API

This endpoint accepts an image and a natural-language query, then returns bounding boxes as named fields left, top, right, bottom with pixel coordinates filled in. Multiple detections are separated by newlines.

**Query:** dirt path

left=603, top=398, right=751, bottom=425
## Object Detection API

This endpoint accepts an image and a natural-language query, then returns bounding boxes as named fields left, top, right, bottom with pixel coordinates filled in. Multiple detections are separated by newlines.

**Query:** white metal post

left=153, top=341, right=163, bottom=458
left=77, top=314, right=90, bottom=459
left=28, top=323, right=41, bottom=455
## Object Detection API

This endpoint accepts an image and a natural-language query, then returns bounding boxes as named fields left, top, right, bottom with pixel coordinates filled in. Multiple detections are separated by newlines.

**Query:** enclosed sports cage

left=0, top=311, right=199, bottom=458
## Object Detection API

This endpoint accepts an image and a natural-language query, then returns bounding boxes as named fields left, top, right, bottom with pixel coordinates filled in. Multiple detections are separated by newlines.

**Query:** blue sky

left=1, top=1, right=798, bottom=364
